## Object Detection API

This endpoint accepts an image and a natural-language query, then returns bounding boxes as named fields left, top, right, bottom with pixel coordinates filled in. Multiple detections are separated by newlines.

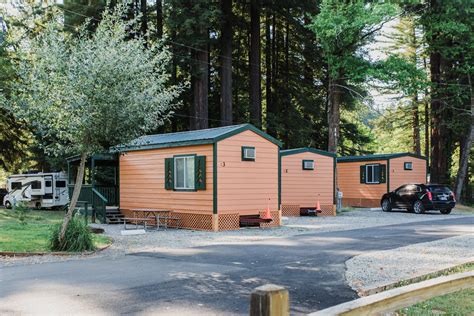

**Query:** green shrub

left=14, top=202, right=30, bottom=225
left=49, top=216, right=96, bottom=252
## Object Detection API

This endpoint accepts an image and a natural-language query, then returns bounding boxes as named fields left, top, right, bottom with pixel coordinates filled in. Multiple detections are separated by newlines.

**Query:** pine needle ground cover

left=0, top=209, right=110, bottom=252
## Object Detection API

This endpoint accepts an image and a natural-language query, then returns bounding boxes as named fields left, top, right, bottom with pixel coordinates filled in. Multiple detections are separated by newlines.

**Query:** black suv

left=381, top=184, right=456, bottom=214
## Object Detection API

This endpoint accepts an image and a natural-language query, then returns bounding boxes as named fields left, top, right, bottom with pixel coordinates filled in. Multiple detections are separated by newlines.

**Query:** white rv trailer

left=3, top=172, right=69, bottom=209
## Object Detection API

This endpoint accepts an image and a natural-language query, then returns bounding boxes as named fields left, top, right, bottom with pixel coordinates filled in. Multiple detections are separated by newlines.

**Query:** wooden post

left=250, top=284, right=289, bottom=316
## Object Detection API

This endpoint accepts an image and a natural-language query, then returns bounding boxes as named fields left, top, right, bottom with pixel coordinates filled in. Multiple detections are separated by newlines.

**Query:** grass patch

left=397, top=288, right=474, bottom=315
left=0, top=208, right=111, bottom=253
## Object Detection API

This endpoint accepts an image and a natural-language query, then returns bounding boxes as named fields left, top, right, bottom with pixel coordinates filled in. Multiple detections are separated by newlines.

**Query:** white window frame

left=242, top=147, right=256, bottom=161
left=174, top=156, right=195, bottom=190
left=303, top=160, right=314, bottom=170
left=365, top=164, right=380, bottom=184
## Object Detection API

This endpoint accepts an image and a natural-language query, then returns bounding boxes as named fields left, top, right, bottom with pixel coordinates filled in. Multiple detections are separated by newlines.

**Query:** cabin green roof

left=113, top=124, right=283, bottom=152
left=337, top=152, right=426, bottom=163
left=280, top=147, right=336, bottom=158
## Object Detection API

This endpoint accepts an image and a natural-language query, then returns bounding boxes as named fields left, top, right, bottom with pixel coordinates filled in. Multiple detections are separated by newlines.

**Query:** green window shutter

left=195, top=155, right=206, bottom=190
left=379, top=164, right=386, bottom=183
left=164, top=158, right=174, bottom=190
left=360, top=165, right=366, bottom=184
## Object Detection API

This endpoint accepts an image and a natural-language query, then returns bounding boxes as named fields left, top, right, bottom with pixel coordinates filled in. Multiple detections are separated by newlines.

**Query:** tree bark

left=220, top=0, right=233, bottom=126
left=429, top=50, right=449, bottom=184
left=412, top=94, right=421, bottom=155
left=140, top=0, right=147, bottom=38
left=327, top=76, right=341, bottom=153
left=454, top=73, right=473, bottom=201
left=249, top=0, right=262, bottom=128
left=156, top=0, right=162, bottom=38
left=59, top=152, right=87, bottom=242
left=191, top=46, right=209, bottom=130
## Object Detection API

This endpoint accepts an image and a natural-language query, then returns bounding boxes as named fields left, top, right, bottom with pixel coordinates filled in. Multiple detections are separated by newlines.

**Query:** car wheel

left=440, top=208, right=452, bottom=215
left=35, top=202, right=42, bottom=210
left=413, top=200, right=425, bottom=214
left=5, top=201, right=12, bottom=209
left=407, top=207, right=414, bottom=213
left=381, top=199, right=392, bottom=212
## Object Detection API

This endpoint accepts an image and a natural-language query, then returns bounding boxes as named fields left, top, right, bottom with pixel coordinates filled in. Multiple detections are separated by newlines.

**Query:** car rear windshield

left=428, top=186, right=451, bottom=193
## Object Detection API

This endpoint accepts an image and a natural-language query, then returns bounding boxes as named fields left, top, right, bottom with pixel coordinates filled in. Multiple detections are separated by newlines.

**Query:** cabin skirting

left=120, top=209, right=283, bottom=231
left=342, top=198, right=381, bottom=208
left=281, top=204, right=336, bottom=216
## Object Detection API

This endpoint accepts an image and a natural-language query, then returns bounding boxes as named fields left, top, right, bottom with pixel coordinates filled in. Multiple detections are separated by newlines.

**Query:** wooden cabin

left=280, top=148, right=336, bottom=216
left=115, top=124, right=282, bottom=231
left=336, top=153, right=427, bottom=208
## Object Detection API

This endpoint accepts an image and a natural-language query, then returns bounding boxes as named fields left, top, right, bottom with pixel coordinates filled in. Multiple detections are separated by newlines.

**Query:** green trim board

left=113, top=124, right=283, bottom=153
left=280, top=147, right=336, bottom=158
left=337, top=152, right=426, bottom=163
left=333, top=157, right=336, bottom=205
left=213, top=142, right=218, bottom=214
left=387, top=159, right=390, bottom=193
left=278, top=152, right=281, bottom=207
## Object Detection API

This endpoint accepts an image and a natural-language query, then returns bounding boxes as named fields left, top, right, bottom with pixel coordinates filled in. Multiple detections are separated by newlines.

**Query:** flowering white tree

left=13, top=6, right=183, bottom=244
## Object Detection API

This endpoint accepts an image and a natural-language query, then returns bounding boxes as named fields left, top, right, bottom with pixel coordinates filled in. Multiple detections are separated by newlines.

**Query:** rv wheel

left=35, top=202, right=42, bottom=210
left=5, top=201, right=12, bottom=209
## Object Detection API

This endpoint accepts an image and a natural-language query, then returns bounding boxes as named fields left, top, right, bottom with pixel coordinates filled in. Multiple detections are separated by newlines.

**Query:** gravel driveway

left=1, top=207, right=472, bottom=267
left=345, top=233, right=474, bottom=294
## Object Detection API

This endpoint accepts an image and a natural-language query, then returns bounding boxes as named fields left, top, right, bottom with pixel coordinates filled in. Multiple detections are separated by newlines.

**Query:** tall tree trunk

left=429, top=51, right=449, bottom=184
left=191, top=46, right=209, bottom=130
left=140, top=0, right=147, bottom=38
left=220, top=0, right=233, bottom=126
left=265, top=5, right=274, bottom=135
left=412, top=94, right=421, bottom=155
left=249, top=0, right=261, bottom=128
left=455, top=73, right=474, bottom=201
left=60, top=152, right=87, bottom=242
left=156, top=0, right=162, bottom=38
left=283, top=6, right=290, bottom=147
left=327, top=76, right=341, bottom=153
left=423, top=56, right=430, bottom=164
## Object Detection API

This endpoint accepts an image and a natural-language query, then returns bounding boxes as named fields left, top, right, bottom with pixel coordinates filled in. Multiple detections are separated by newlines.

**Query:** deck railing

left=68, top=185, right=117, bottom=223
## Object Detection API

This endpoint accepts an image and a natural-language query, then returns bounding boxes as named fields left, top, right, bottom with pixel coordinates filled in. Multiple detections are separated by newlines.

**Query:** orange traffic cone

left=261, top=198, right=272, bottom=220
left=316, top=200, right=322, bottom=213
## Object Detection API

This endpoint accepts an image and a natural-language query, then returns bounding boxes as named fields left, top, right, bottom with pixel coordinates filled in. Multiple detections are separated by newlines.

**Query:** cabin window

left=11, top=182, right=22, bottom=190
left=366, top=164, right=380, bottom=184
left=242, top=146, right=256, bottom=161
left=404, top=162, right=413, bottom=170
left=55, top=180, right=66, bottom=188
left=174, top=156, right=195, bottom=190
left=302, top=160, right=314, bottom=170
left=31, top=181, right=42, bottom=189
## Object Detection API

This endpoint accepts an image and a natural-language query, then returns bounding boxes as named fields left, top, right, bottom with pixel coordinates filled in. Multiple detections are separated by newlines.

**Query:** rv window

left=174, top=156, right=195, bottom=190
left=45, top=180, right=52, bottom=187
left=31, top=181, right=42, bottom=189
left=55, top=180, right=66, bottom=188
left=365, top=164, right=380, bottom=184
left=11, top=182, right=22, bottom=190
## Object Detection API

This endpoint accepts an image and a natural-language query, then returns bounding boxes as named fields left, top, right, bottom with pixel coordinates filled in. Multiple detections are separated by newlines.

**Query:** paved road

left=1, top=216, right=473, bottom=315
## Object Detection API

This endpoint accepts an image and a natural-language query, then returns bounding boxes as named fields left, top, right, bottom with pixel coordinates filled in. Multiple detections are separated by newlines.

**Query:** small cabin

left=280, top=148, right=336, bottom=216
left=337, top=153, right=427, bottom=208
left=115, top=124, right=282, bottom=231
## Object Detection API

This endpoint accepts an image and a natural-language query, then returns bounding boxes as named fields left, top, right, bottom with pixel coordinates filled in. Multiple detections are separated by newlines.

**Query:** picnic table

left=124, top=209, right=180, bottom=230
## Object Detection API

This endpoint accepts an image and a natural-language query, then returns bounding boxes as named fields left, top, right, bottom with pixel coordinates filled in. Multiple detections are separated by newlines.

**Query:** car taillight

left=427, top=191, right=433, bottom=201
left=450, top=192, right=456, bottom=202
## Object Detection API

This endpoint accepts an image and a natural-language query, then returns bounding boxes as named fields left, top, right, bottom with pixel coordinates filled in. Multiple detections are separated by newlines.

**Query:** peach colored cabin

left=280, top=148, right=336, bottom=216
left=337, top=153, right=427, bottom=208
left=116, top=124, right=282, bottom=231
